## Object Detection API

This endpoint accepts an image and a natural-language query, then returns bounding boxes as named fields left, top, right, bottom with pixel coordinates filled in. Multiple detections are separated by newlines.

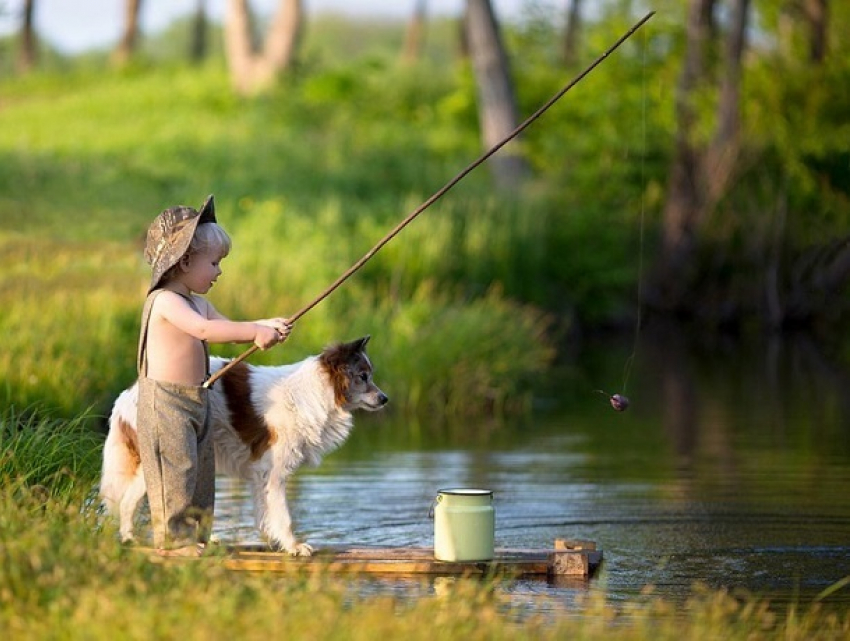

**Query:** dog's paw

left=288, top=542, right=314, bottom=557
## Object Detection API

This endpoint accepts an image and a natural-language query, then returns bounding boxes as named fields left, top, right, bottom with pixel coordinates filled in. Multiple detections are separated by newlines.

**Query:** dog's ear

left=321, top=336, right=370, bottom=368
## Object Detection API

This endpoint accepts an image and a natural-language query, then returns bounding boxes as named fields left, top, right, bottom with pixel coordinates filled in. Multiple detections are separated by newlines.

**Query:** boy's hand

left=255, top=318, right=293, bottom=349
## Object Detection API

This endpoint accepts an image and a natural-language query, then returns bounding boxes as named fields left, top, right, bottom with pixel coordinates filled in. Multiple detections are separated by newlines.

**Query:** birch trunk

left=225, top=0, right=303, bottom=95
left=464, top=0, right=529, bottom=189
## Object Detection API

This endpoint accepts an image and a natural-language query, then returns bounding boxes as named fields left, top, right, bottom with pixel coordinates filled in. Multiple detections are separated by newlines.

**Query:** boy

left=138, top=194, right=290, bottom=555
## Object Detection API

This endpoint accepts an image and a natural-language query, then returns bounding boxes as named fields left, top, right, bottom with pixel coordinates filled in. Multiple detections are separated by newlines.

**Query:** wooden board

left=226, top=547, right=552, bottom=577
left=146, top=539, right=602, bottom=578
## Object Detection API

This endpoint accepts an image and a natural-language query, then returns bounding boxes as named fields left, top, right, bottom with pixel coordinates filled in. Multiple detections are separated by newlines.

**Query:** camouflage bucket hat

left=144, top=195, right=217, bottom=293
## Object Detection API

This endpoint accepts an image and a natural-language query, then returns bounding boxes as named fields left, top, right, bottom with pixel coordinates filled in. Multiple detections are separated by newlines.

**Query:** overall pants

left=136, top=290, right=215, bottom=548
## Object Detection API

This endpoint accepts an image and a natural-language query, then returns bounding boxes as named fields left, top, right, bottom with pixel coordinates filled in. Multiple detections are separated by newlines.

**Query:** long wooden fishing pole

left=205, top=10, right=655, bottom=389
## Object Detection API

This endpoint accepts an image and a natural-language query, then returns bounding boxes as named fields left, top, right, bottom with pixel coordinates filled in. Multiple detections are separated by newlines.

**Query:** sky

left=0, top=0, right=539, bottom=54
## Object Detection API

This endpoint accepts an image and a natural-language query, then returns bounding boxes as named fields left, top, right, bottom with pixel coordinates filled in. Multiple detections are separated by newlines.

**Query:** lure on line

left=596, top=390, right=630, bottom=412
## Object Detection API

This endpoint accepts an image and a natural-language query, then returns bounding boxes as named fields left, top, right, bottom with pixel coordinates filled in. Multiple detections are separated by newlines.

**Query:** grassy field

left=0, top=59, right=568, bottom=418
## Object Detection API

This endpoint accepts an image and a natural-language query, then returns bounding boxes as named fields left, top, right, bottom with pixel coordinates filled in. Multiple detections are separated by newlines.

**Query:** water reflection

left=213, top=328, right=850, bottom=615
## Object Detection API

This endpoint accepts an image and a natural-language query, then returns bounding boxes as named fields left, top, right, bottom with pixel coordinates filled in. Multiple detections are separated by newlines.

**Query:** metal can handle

left=427, top=494, right=443, bottom=519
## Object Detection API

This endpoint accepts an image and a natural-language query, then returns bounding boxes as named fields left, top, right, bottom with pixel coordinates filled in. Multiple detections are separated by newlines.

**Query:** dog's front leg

left=263, top=472, right=313, bottom=556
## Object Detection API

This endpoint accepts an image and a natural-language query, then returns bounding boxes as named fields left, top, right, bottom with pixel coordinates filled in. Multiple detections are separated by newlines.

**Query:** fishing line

left=597, top=18, right=650, bottom=413
left=622, top=20, right=649, bottom=393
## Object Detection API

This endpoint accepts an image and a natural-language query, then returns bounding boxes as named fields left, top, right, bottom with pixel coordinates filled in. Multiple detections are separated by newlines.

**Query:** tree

left=225, top=0, right=304, bottom=95
left=401, top=0, right=428, bottom=64
left=707, top=0, right=749, bottom=204
left=562, top=0, right=583, bottom=66
left=653, top=0, right=751, bottom=309
left=775, top=0, right=829, bottom=64
left=802, top=0, right=828, bottom=62
left=464, top=0, right=529, bottom=188
left=17, top=0, right=37, bottom=73
left=189, top=0, right=208, bottom=63
left=114, top=0, right=143, bottom=66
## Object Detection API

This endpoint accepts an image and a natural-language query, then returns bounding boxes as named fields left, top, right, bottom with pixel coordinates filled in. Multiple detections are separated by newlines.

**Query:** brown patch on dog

left=317, top=336, right=373, bottom=408
left=318, top=343, right=356, bottom=407
left=220, top=361, right=277, bottom=460
left=119, top=417, right=141, bottom=469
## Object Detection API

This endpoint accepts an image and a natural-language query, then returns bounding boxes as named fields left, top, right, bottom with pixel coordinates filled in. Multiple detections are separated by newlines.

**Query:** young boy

left=138, top=194, right=290, bottom=554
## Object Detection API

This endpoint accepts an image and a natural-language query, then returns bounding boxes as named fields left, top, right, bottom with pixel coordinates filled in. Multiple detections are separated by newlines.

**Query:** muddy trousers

left=136, top=377, right=215, bottom=548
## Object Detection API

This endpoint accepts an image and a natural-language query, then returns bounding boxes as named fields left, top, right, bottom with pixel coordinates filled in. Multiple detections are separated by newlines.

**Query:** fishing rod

left=204, top=10, right=656, bottom=390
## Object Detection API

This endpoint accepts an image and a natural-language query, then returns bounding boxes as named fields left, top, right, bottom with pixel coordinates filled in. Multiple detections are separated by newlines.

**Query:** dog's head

left=318, top=336, right=388, bottom=412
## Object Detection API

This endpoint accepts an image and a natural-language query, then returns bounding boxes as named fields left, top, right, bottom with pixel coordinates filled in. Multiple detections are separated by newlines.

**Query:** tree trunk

left=705, top=0, right=749, bottom=205
left=17, top=0, right=37, bottom=73
left=225, top=0, right=254, bottom=93
left=225, top=0, right=303, bottom=95
left=189, top=0, right=208, bottom=63
left=464, top=0, right=529, bottom=189
left=658, top=0, right=715, bottom=279
left=263, top=0, right=303, bottom=73
left=401, top=0, right=427, bottom=65
left=654, top=0, right=750, bottom=312
left=803, top=0, right=828, bottom=63
left=114, top=0, right=143, bottom=67
left=562, top=0, right=582, bottom=67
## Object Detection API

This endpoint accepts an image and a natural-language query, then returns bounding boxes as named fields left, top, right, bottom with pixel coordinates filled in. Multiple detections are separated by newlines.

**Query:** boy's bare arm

left=204, top=297, right=293, bottom=343
left=156, top=291, right=286, bottom=349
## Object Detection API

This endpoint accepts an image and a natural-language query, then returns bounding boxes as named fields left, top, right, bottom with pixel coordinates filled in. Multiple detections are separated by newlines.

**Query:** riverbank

left=1, top=482, right=847, bottom=640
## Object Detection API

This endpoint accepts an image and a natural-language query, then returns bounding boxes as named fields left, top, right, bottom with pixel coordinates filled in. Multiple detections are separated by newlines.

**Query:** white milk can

left=433, top=488, right=495, bottom=562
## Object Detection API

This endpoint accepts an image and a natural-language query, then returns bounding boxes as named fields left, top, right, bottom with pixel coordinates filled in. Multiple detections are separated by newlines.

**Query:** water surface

left=213, top=329, right=850, bottom=615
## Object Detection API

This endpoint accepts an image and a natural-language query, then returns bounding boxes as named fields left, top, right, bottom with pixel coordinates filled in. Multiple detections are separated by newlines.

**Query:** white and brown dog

left=99, top=336, right=387, bottom=555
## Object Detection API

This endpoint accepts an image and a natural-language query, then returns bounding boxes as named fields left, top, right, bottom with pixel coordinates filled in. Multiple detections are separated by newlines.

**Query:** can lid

left=437, top=488, right=492, bottom=496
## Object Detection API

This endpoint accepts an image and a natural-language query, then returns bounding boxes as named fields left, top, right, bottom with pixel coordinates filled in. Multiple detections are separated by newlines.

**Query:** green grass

left=0, top=406, right=102, bottom=497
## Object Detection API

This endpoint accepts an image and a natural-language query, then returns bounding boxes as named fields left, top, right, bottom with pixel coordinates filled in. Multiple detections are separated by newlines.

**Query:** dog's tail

left=99, top=385, right=143, bottom=516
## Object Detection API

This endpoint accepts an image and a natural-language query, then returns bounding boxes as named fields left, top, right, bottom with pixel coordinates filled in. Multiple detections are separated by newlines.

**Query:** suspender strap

left=178, top=293, right=211, bottom=381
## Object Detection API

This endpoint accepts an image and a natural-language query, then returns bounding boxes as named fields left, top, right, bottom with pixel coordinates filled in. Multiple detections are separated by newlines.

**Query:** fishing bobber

left=609, top=394, right=629, bottom=412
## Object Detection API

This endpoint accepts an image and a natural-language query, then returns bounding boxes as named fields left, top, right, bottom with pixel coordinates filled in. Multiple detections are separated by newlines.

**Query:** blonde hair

left=160, top=222, right=232, bottom=285
left=188, top=222, right=231, bottom=259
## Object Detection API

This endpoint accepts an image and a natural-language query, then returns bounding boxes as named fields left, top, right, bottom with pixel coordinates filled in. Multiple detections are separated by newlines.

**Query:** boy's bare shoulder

left=150, top=290, right=195, bottom=318
left=151, top=290, right=215, bottom=321
left=150, top=289, right=184, bottom=308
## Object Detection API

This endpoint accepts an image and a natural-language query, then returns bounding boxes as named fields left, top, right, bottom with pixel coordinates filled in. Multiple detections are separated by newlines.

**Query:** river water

left=212, top=328, right=850, bottom=616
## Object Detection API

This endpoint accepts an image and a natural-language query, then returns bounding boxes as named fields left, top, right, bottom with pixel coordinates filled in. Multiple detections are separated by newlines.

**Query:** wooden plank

left=223, top=557, right=552, bottom=576
left=140, top=541, right=603, bottom=578
left=226, top=543, right=601, bottom=577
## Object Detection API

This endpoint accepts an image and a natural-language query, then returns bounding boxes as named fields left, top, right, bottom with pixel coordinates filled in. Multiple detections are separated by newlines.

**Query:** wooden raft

left=218, top=538, right=601, bottom=578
